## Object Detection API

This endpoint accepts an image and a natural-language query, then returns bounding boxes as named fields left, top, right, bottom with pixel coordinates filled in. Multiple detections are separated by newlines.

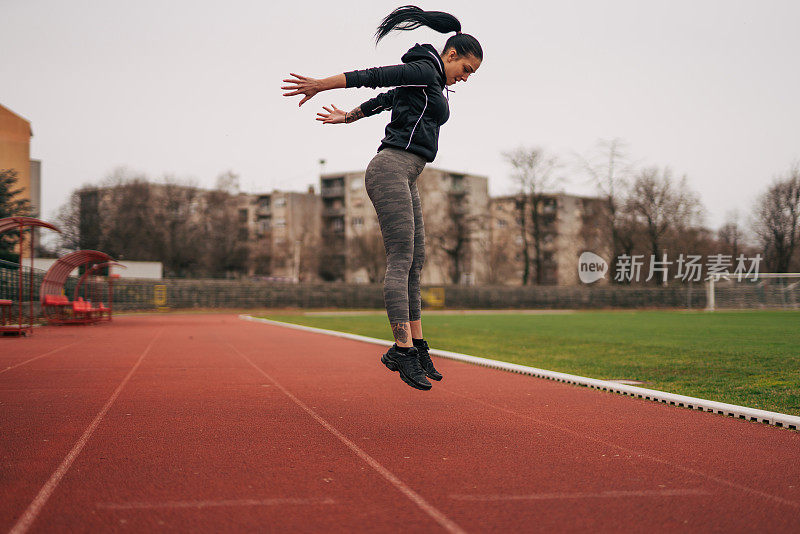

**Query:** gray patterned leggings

left=365, top=147, right=427, bottom=325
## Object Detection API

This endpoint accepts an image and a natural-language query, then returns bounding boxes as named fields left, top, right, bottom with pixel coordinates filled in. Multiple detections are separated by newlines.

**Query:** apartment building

left=78, top=182, right=320, bottom=279
left=319, top=167, right=489, bottom=284
left=489, top=193, right=610, bottom=285
left=75, top=171, right=610, bottom=285
left=0, top=104, right=40, bottom=215
left=248, top=187, right=321, bottom=280
left=1, top=104, right=43, bottom=258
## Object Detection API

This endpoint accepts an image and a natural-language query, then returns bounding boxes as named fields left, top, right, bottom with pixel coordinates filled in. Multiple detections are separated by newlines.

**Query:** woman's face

left=441, top=49, right=481, bottom=86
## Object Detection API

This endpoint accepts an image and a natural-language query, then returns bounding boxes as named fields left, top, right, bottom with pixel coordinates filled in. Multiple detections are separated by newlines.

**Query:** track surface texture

left=1, top=314, right=798, bottom=533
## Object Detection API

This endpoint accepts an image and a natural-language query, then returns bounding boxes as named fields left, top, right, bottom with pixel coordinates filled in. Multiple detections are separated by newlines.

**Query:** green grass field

left=259, top=310, right=800, bottom=416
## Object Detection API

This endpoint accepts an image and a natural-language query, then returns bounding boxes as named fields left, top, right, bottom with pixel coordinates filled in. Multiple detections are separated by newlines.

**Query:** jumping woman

left=282, top=6, right=482, bottom=390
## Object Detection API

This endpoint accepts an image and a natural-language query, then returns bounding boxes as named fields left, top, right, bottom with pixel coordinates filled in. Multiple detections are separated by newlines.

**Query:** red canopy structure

left=40, top=250, right=113, bottom=325
left=74, top=261, right=125, bottom=321
left=0, top=217, right=61, bottom=335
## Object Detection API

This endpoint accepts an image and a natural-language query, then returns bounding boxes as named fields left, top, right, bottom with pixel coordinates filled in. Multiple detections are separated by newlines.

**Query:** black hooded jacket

left=344, top=43, right=450, bottom=162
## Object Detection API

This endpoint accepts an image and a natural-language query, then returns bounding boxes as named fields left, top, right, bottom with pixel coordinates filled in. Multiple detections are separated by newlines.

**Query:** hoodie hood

left=401, top=43, right=446, bottom=86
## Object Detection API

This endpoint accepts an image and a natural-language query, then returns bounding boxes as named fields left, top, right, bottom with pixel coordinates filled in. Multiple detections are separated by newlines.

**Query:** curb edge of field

left=239, top=315, right=800, bottom=431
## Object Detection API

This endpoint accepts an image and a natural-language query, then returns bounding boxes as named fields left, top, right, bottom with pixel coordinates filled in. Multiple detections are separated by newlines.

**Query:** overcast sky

left=2, top=0, right=798, bottom=230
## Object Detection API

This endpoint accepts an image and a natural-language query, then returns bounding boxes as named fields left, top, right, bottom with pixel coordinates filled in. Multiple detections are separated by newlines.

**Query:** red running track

left=1, top=314, right=798, bottom=533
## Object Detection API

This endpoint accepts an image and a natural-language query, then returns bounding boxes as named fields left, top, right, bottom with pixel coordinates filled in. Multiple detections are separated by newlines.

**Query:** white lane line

left=9, top=328, right=165, bottom=534
left=96, top=498, right=336, bottom=510
left=0, top=341, right=82, bottom=375
left=228, top=343, right=467, bottom=534
left=443, top=388, right=800, bottom=511
left=450, top=489, right=711, bottom=501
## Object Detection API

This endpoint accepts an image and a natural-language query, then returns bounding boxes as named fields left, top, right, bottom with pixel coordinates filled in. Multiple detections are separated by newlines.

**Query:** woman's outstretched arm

left=317, top=88, right=397, bottom=125
left=282, top=73, right=346, bottom=106
left=316, top=105, right=364, bottom=125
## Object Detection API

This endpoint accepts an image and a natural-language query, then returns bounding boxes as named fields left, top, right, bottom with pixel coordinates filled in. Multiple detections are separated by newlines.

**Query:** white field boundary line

left=240, top=315, right=800, bottom=431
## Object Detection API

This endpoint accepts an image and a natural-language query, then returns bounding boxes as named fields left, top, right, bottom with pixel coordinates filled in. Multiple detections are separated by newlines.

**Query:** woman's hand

left=281, top=73, right=321, bottom=106
left=316, top=105, right=346, bottom=125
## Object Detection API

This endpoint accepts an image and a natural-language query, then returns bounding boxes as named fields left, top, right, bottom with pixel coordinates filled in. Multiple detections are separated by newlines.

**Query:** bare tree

left=155, top=177, right=204, bottom=277
left=752, top=163, right=800, bottom=272
left=483, top=232, right=517, bottom=285
left=503, top=147, right=561, bottom=284
left=512, top=193, right=531, bottom=285
left=422, top=178, right=481, bottom=285
left=718, top=210, right=745, bottom=259
left=290, top=194, right=322, bottom=282
left=577, top=138, right=634, bottom=270
left=52, top=189, right=82, bottom=254
left=201, top=180, right=249, bottom=278
left=625, top=166, right=704, bottom=263
left=348, top=230, right=385, bottom=283
left=96, top=170, right=161, bottom=261
left=215, top=170, right=240, bottom=195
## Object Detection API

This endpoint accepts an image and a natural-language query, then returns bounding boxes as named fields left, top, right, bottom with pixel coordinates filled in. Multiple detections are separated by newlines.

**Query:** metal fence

left=105, top=279, right=713, bottom=311
left=0, top=259, right=80, bottom=315
left=3, top=263, right=798, bottom=314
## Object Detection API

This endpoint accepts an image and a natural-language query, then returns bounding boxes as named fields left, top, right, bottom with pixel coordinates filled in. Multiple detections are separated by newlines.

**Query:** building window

left=323, top=177, right=344, bottom=187
left=332, top=218, right=343, bottom=231
left=352, top=217, right=364, bottom=227
left=274, top=197, right=286, bottom=207
left=274, top=218, right=286, bottom=227
left=496, top=218, right=507, bottom=228
left=238, top=209, right=248, bottom=223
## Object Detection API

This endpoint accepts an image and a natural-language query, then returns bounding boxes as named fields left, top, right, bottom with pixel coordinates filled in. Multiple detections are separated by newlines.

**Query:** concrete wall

left=32, top=258, right=163, bottom=279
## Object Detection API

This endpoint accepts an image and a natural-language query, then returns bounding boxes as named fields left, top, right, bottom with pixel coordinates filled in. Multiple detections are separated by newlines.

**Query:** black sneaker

left=381, top=345, right=432, bottom=391
left=414, top=340, right=443, bottom=381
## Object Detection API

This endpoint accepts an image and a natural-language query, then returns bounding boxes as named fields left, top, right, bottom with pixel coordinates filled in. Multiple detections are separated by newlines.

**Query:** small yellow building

left=0, top=103, right=36, bottom=214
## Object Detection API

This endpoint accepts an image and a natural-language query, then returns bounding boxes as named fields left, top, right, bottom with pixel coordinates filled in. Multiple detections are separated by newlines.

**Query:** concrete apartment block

left=250, top=188, right=321, bottom=280
left=78, top=183, right=320, bottom=279
left=416, top=168, right=489, bottom=285
left=28, top=159, right=41, bottom=217
left=489, top=193, right=610, bottom=285
left=320, top=167, right=489, bottom=285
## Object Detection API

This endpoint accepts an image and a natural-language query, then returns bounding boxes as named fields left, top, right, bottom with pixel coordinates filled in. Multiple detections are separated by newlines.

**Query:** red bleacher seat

left=0, top=299, right=11, bottom=325
left=43, top=294, right=70, bottom=306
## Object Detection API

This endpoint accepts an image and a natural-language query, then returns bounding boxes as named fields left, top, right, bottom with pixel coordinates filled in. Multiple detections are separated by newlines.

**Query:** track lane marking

left=0, top=341, right=83, bottom=375
left=229, top=343, right=467, bottom=534
left=9, top=327, right=165, bottom=534
left=450, top=489, right=711, bottom=501
left=96, top=498, right=336, bottom=510
left=441, top=387, right=800, bottom=511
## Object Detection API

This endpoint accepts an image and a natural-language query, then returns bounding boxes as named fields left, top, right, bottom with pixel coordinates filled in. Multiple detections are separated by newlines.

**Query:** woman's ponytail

left=375, top=5, right=460, bottom=43
left=375, top=5, right=483, bottom=60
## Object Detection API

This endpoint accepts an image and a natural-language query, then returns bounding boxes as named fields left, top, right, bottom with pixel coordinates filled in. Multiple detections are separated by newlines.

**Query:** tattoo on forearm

left=345, top=107, right=364, bottom=124
left=391, top=323, right=409, bottom=343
